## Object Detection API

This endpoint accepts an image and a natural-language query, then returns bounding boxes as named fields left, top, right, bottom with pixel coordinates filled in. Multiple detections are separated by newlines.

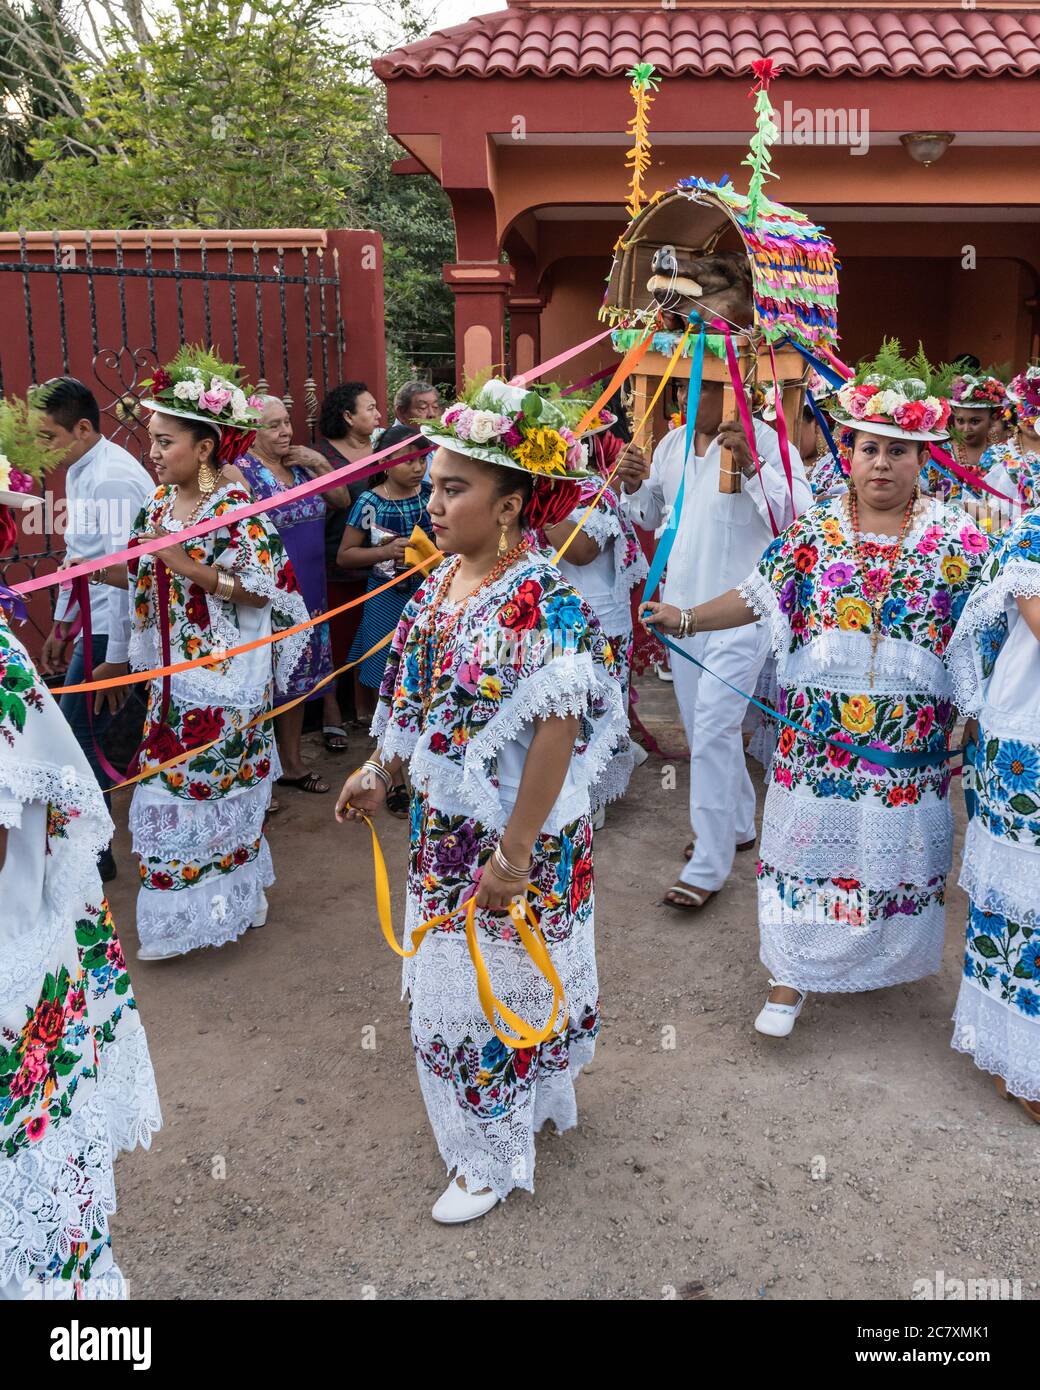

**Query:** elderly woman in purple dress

left=227, top=397, right=350, bottom=793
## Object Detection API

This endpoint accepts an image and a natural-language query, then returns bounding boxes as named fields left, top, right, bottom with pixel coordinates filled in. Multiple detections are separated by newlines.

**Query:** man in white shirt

left=620, top=379, right=813, bottom=911
left=35, top=378, right=154, bottom=881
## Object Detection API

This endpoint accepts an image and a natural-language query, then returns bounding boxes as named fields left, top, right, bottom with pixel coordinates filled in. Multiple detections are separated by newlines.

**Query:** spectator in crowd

left=336, top=421, right=433, bottom=813
left=393, top=380, right=440, bottom=429
left=227, top=397, right=351, bottom=790
left=315, top=382, right=383, bottom=725
left=34, top=376, right=153, bottom=882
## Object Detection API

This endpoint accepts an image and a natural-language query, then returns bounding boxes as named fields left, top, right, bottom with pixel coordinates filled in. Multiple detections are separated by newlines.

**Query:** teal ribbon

left=649, top=631, right=958, bottom=771
left=641, top=327, right=705, bottom=601
left=962, top=739, right=978, bottom=819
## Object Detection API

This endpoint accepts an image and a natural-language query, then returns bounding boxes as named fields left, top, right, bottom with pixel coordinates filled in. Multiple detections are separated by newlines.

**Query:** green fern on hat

left=0, top=395, right=64, bottom=482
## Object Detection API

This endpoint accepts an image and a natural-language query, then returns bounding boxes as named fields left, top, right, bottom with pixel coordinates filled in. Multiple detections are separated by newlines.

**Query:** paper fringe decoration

left=742, top=58, right=780, bottom=229
left=625, top=62, right=660, bottom=221
left=600, top=176, right=839, bottom=351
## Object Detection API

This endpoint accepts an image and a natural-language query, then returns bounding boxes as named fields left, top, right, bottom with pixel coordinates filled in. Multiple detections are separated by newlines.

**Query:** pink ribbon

left=926, top=442, right=1017, bottom=504
left=713, top=321, right=780, bottom=537
left=510, top=326, right=617, bottom=386
left=767, top=341, right=797, bottom=519
left=12, top=432, right=424, bottom=597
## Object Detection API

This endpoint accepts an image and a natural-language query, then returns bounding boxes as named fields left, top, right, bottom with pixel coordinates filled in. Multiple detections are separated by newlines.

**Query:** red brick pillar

left=443, top=263, right=515, bottom=389
left=507, top=294, right=545, bottom=379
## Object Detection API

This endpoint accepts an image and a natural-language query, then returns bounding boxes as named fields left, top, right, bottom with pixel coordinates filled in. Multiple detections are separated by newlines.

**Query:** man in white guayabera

left=34, top=377, right=153, bottom=882
left=619, top=378, right=812, bottom=913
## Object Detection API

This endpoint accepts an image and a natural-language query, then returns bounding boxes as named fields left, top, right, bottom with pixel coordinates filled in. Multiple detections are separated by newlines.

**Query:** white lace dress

left=127, top=483, right=309, bottom=955
left=948, top=507, right=1040, bottom=1098
left=738, top=496, right=989, bottom=993
left=554, top=479, right=648, bottom=807
left=372, top=553, right=626, bottom=1199
left=0, top=611, right=160, bottom=1298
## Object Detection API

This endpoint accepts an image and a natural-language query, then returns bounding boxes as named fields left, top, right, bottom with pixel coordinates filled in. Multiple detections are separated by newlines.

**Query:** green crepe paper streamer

left=743, top=87, right=780, bottom=228
left=627, top=62, right=661, bottom=93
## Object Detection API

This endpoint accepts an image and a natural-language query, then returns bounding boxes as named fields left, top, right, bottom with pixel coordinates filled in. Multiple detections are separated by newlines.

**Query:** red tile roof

left=374, top=7, right=1040, bottom=80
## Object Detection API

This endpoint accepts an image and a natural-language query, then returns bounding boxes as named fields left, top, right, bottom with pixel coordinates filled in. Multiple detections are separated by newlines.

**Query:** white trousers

left=671, top=624, right=771, bottom=891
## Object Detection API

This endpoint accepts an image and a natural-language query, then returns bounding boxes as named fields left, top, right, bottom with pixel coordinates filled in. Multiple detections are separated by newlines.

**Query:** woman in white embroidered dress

left=948, top=503, right=1040, bottom=1122
left=540, top=411, right=647, bottom=819
left=336, top=379, right=625, bottom=1224
left=97, top=350, right=309, bottom=959
left=0, top=481, right=160, bottom=1299
left=643, top=348, right=988, bottom=1038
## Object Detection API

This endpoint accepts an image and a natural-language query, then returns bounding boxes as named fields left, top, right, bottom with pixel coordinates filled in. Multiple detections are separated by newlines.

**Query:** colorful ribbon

left=641, top=328, right=705, bottom=602
left=715, top=322, right=780, bottom=537
left=651, top=630, right=961, bottom=770
left=353, top=809, right=566, bottom=1050
left=11, top=431, right=425, bottom=597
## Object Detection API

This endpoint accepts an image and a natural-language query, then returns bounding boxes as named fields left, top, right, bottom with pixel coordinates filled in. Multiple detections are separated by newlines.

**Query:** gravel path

left=105, top=675, right=1038, bottom=1300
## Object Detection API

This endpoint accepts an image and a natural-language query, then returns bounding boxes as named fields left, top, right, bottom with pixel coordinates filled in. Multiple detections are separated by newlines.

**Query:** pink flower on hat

left=198, top=388, right=232, bottom=414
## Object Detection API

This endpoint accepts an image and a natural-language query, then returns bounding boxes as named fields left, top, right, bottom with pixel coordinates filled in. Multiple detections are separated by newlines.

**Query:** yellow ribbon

left=352, top=807, right=568, bottom=1050
left=554, top=324, right=691, bottom=565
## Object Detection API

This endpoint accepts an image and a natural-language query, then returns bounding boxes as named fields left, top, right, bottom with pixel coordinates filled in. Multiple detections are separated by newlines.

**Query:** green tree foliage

left=0, top=0, right=456, bottom=377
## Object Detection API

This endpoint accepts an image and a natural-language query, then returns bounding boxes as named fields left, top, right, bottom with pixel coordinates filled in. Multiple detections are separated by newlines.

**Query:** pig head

left=647, top=246, right=754, bottom=332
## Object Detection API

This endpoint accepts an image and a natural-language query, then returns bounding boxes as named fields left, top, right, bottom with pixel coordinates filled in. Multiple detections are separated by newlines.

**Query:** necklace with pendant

left=845, top=489, right=918, bottom=689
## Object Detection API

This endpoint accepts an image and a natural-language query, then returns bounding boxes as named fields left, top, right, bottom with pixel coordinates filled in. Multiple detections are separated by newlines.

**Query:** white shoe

left=250, top=891, right=269, bottom=929
left=592, top=805, right=606, bottom=831
left=631, top=741, right=650, bottom=767
left=656, top=664, right=673, bottom=683
left=136, top=943, right=181, bottom=962
left=754, top=979, right=805, bottom=1037
left=431, top=1177, right=500, bottom=1225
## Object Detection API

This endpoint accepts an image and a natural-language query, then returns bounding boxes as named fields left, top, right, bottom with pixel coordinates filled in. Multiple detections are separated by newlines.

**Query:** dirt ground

left=105, top=674, right=1039, bottom=1301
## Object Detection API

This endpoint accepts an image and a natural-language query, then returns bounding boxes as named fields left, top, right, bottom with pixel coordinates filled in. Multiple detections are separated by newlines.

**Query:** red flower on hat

left=152, top=368, right=173, bottom=393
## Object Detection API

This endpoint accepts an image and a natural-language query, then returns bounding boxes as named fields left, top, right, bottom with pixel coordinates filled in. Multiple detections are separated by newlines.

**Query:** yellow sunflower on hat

left=515, top=426, right=570, bottom=475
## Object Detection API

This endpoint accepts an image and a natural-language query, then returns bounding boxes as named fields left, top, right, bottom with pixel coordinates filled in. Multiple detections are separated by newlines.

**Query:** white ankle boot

left=754, top=979, right=806, bottom=1037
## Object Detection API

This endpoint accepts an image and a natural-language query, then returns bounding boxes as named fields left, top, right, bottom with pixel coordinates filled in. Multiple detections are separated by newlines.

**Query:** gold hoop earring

left=498, top=523, right=509, bottom=556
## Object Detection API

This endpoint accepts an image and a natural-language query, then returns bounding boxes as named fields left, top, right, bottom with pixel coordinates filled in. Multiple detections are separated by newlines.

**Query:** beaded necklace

left=844, top=487, right=919, bottom=689
left=415, top=537, right=531, bottom=716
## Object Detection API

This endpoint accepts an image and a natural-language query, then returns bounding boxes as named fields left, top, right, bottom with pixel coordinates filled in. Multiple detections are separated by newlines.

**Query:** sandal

left=386, top=783, right=410, bottom=818
left=277, top=771, right=330, bottom=794
left=323, top=725, right=350, bottom=752
left=684, top=838, right=756, bottom=860
left=663, top=882, right=717, bottom=912
left=994, top=1074, right=1040, bottom=1123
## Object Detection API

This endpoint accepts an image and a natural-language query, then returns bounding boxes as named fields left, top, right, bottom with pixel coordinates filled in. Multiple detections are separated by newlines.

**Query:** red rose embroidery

left=793, top=544, right=818, bottom=574
left=276, top=562, right=300, bottom=593
left=28, top=999, right=65, bottom=1052
left=513, top=1047, right=535, bottom=1079
left=497, top=579, right=542, bottom=633
left=232, top=847, right=249, bottom=865
left=137, top=722, right=183, bottom=769
left=429, top=732, right=450, bottom=754
left=569, top=854, right=593, bottom=913
left=180, top=707, right=225, bottom=749
left=150, top=871, right=174, bottom=889
left=187, top=782, right=213, bottom=800
left=256, top=757, right=271, bottom=778
left=185, top=584, right=211, bottom=630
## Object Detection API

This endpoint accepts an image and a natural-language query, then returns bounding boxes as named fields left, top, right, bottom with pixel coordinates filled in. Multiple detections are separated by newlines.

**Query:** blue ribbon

left=0, top=582, right=27, bottom=623
left=962, top=739, right=978, bottom=819
left=647, top=631, right=958, bottom=770
left=807, top=392, right=841, bottom=469
left=780, top=336, right=846, bottom=391
left=641, top=327, right=705, bottom=602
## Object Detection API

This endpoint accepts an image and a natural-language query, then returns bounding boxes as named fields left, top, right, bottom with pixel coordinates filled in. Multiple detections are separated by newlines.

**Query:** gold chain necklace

left=415, top=537, right=531, bottom=715
left=845, top=488, right=918, bottom=689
